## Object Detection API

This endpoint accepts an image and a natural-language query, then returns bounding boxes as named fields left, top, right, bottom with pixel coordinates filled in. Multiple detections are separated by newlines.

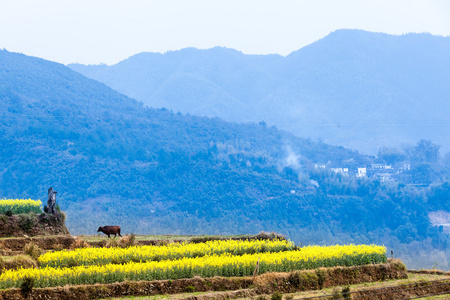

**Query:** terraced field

left=0, top=214, right=446, bottom=300
left=1, top=237, right=388, bottom=289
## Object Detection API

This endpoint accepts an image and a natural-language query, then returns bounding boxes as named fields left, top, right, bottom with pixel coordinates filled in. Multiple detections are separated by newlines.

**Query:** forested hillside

left=1, top=49, right=449, bottom=270
left=70, top=29, right=450, bottom=154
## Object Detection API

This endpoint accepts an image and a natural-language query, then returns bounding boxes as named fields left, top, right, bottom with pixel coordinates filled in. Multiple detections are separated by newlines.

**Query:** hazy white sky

left=0, top=0, right=449, bottom=65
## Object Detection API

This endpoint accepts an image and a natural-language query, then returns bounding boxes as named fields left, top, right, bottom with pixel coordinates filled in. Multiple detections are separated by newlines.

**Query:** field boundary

left=179, top=277, right=450, bottom=300
left=87, top=233, right=286, bottom=247
left=0, top=232, right=284, bottom=252
left=0, top=236, right=74, bottom=251
left=407, top=269, right=450, bottom=276
left=0, top=261, right=407, bottom=300
left=293, top=278, right=450, bottom=299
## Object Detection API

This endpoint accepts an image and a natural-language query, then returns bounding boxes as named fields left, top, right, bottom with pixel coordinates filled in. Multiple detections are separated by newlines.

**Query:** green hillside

left=1, top=49, right=449, bottom=270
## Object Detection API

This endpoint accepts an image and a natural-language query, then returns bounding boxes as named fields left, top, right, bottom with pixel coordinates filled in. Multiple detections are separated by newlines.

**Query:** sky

left=0, top=0, right=449, bottom=65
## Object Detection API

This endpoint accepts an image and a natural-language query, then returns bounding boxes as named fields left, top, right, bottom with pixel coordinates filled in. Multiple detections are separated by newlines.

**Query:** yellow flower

left=39, top=238, right=295, bottom=268
left=0, top=199, right=42, bottom=214
left=1, top=244, right=387, bottom=289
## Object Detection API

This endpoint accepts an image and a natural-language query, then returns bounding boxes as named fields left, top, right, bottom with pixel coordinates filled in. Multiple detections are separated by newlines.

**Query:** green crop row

left=0, top=244, right=387, bottom=289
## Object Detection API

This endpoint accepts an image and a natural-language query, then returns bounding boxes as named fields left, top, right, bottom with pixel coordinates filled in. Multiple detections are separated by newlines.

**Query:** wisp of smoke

left=284, top=145, right=301, bottom=170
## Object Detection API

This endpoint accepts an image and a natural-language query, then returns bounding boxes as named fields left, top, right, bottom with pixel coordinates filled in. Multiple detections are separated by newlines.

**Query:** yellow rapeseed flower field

left=39, top=239, right=296, bottom=268
left=1, top=244, right=387, bottom=289
left=0, top=199, right=42, bottom=214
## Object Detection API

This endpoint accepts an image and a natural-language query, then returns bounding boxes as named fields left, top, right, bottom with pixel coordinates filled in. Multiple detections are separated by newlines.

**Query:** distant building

left=356, top=168, right=367, bottom=178
left=371, top=163, right=392, bottom=170
left=331, top=168, right=349, bottom=175
left=374, top=173, right=394, bottom=182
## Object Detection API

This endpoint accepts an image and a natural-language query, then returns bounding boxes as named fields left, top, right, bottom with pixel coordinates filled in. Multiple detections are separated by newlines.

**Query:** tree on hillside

left=378, top=147, right=407, bottom=165
left=412, top=140, right=440, bottom=164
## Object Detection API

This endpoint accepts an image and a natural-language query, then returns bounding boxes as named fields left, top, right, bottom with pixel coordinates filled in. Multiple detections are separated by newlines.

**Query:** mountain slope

left=0, top=49, right=367, bottom=234
left=70, top=30, right=450, bottom=154
left=2, top=50, right=450, bottom=270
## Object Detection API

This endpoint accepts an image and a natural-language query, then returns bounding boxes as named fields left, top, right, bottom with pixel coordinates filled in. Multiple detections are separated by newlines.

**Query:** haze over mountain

left=69, top=29, right=450, bottom=155
left=1, top=49, right=450, bottom=270
left=0, top=48, right=367, bottom=234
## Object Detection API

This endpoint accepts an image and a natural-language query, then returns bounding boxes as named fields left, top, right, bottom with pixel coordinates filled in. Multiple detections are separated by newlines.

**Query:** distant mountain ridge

left=69, top=29, right=450, bottom=154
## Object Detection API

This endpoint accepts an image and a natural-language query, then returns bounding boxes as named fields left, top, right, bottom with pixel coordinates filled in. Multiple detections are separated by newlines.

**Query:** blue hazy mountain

left=2, top=49, right=450, bottom=270
left=69, top=30, right=450, bottom=154
left=0, top=49, right=367, bottom=234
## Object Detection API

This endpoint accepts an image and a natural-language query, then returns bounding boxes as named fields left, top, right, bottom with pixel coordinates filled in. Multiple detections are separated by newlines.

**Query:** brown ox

left=97, top=226, right=122, bottom=238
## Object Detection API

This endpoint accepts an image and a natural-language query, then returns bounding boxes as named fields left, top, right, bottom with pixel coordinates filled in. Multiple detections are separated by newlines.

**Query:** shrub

left=39, top=210, right=66, bottom=226
left=53, top=243, right=65, bottom=251
left=11, top=255, right=38, bottom=270
left=342, top=286, right=351, bottom=299
left=23, top=243, right=42, bottom=260
left=390, top=259, right=407, bottom=271
left=288, top=271, right=301, bottom=287
left=191, top=236, right=217, bottom=243
left=5, top=209, right=13, bottom=216
left=20, top=276, right=34, bottom=299
left=104, top=239, right=119, bottom=248
left=255, top=231, right=286, bottom=241
left=19, top=214, right=36, bottom=233
left=70, top=238, right=90, bottom=249
left=118, top=234, right=136, bottom=248
left=44, top=204, right=61, bottom=215
left=271, top=292, right=283, bottom=300
left=58, top=210, right=66, bottom=223
left=185, top=285, right=196, bottom=292
left=331, top=287, right=341, bottom=299
left=330, top=286, right=351, bottom=299
left=156, top=240, right=169, bottom=246
left=315, top=268, right=327, bottom=289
